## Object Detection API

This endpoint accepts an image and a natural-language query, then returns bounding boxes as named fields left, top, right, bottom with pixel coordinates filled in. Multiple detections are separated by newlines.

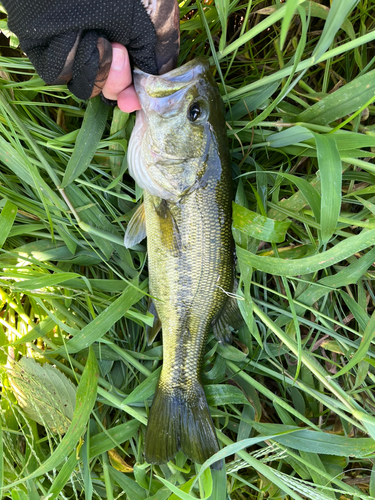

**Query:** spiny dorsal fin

left=124, top=203, right=146, bottom=248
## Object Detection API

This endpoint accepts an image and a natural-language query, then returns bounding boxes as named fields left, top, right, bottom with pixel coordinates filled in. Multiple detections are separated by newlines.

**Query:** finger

left=117, top=85, right=141, bottom=113
left=101, top=43, right=133, bottom=101
left=89, top=37, right=113, bottom=97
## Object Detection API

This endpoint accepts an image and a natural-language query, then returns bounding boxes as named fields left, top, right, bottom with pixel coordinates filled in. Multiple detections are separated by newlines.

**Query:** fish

left=125, top=58, right=239, bottom=468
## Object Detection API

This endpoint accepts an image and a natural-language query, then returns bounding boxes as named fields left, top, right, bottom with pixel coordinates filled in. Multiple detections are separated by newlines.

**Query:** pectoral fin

left=124, top=203, right=147, bottom=248
left=154, top=199, right=181, bottom=256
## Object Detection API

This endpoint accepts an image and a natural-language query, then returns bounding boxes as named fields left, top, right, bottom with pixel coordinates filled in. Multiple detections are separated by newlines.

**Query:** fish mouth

left=133, top=58, right=210, bottom=101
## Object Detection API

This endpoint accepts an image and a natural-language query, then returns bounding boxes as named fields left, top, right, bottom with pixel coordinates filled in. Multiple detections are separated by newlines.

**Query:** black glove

left=3, top=0, right=179, bottom=100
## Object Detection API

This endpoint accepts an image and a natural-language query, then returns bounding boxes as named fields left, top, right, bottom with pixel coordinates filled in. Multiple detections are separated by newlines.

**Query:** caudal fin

left=145, top=382, right=221, bottom=469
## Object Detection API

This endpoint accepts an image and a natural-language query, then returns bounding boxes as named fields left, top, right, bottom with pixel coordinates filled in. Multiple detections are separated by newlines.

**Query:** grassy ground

left=1, top=0, right=375, bottom=498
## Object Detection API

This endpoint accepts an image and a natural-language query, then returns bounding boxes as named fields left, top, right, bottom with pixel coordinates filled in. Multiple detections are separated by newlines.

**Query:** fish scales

left=126, top=58, right=236, bottom=468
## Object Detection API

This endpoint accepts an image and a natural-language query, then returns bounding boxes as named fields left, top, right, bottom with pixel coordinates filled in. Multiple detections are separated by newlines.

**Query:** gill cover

left=127, top=59, right=218, bottom=201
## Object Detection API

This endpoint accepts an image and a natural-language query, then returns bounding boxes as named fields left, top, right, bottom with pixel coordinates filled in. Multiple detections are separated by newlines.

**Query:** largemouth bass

left=125, top=59, right=237, bottom=468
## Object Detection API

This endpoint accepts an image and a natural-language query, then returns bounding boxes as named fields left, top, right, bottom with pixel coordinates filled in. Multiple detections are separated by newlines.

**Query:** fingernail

left=112, top=47, right=126, bottom=71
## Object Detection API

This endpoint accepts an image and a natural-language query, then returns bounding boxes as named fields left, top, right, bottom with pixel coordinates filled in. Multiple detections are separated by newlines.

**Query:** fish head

left=128, top=59, right=226, bottom=201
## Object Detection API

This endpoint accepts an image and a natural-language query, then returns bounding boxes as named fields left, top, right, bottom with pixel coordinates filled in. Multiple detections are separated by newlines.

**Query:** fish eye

left=187, top=101, right=207, bottom=123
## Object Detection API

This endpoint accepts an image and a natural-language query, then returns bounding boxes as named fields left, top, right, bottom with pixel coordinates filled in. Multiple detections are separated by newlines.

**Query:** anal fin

left=212, top=281, right=243, bottom=344
left=146, top=300, right=162, bottom=345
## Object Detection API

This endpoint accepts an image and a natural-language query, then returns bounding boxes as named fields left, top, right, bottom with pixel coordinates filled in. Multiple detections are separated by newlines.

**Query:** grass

left=1, top=0, right=375, bottom=498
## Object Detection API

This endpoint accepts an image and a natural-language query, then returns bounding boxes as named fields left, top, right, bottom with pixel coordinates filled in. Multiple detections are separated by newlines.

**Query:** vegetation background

left=1, top=0, right=375, bottom=498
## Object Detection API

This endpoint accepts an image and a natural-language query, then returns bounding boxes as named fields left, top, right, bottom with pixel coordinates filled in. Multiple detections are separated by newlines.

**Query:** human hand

left=3, top=0, right=180, bottom=107
left=101, top=43, right=141, bottom=113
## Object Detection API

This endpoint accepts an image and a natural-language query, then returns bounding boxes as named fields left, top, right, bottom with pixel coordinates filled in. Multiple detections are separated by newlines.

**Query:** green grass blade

left=332, top=310, right=375, bottom=379
left=89, top=420, right=140, bottom=458
left=313, top=133, right=342, bottom=245
left=280, top=0, right=300, bottom=50
left=54, top=280, right=145, bottom=354
left=297, top=69, right=375, bottom=125
left=61, top=97, right=109, bottom=188
left=311, top=0, right=359, bottom=62
left=44, top=452, right=78, bottom=500
left=253, top=422, right=375, bottom=457
left=233, top=202, right=291, bottom=243
left=237, top=227, right=375, bottom=276
left=0, top=200, right=17, bottom=249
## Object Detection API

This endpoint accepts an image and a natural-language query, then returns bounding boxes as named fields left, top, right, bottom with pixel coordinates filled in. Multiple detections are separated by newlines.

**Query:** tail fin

left=145, top=382, right=222, bottom=469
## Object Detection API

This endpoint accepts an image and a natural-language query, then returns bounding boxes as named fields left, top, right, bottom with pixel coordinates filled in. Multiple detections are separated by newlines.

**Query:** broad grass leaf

left=271, top=172, right=322, bottom=225
left=299, top=450, right=335, bottom=499
left=61, top=97, right=109, bottom=188
left=12, top=272, right=81, bottom=291
left=205, top=384, right=250, bottom=407
left=0, top=324, right=7, bottom=364
left=297, top=69, right=375, bottom=125
left=44, top=452, right=78, bottom=500
left=64, top=183, right=137, bottom=269
left=6, top=347, right=98, bottom=487
left=169, top=477, right=197, bottom=500
left=226, top=31, right=375, bottom=102
left=371, top=464, right=375, bottom=498
left=0, top=200, right=17, bottom=249
left=276, top=247, right=375, bottom=325
left=218, top=0, right=305, bottom=61
left=227, top=82, right=279, bottom=121
left=0, top=413, right=3, bottom=496
left=216, top=343, right=247, bottom=362
left=236, top=227, right=375, bottom=276
left=54, top=280, right=145, bottom=354
left=332, top=310, right=375, bottom=378
left=353, top=411, right=375, bottom=442
left=89, top=420, right=140, bottom=457
left=0, top=137, right=63, bottom=210
left=108, top=466, right=146, bottom=500
left=319, top=247, right=375, bottom=287
left=233, top=203, right=290, bottom=243
left=267, top=126, right=313, bottom=148
left=156, top=468, right=212, bottom=500
left=63, top=278, right=130, bottom=293
left=340, top=291, right=369, bottom=330
left=123, top=367, right=161, bottom=405
left=313, top=133, right=342, bottom=245
left=196, top=431, right=305, bottom=500
left=8, top=357, right=76, bottom=433
left=253, top=423, right=375, bottom=457
left=215, top=0, right=229, bottom=52
left=311, top=0, right=359, bottom=62
left=301, top=0, right=362, bottom=68
left=208, top=469, right=227, bottom=500
left=180, top=5, right=217, bottom=31
left=280, top=0, right=300, bottom=50
left=331, top=131, right=375, bottom=150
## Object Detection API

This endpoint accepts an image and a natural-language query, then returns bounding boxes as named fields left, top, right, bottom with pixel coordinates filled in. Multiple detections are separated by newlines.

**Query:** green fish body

left=126, top=59, right=236, bottom=467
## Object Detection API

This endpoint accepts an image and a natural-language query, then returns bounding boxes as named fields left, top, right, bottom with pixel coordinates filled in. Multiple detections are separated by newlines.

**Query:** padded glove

left=3, top=0, right=179, bottom=99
